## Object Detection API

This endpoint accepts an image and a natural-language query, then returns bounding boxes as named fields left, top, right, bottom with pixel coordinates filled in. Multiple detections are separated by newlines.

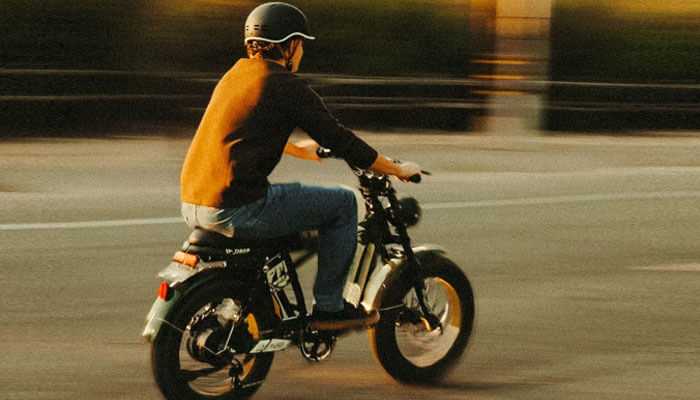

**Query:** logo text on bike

left=265, top=258, right=290, bottom=290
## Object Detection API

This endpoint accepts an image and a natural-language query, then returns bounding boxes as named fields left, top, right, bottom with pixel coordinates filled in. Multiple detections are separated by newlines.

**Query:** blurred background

left=3, top=3, right=700, bottom=399
left=0, top=0, right=698, bottom=135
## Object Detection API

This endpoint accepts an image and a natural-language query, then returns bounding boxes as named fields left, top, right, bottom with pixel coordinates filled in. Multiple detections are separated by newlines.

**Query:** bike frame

left=143, top=169, right=443, bottom=345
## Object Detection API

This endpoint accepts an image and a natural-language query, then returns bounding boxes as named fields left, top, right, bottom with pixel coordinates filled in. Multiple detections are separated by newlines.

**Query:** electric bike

left=143, top=153, right=475, bottom=399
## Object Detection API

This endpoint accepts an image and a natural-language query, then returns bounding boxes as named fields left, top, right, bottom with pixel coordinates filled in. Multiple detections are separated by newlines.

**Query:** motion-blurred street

left=2, top=132, right=699, bottom=399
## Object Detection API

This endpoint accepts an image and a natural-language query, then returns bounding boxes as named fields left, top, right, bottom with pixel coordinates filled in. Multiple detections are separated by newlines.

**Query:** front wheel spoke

left=310, top=340, right=321, bottom=355
left=393, top=276, right=463, bottom=367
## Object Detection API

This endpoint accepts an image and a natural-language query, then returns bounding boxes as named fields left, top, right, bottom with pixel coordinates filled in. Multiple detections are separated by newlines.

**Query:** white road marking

left=630, top=264, right=700, bottom=272
left=1, top=190, right=699, bottom=231
left=430, top=167, right=700, bottom=182
left=422, top=191, right=700, bottom=210
left=0, top=217, right=182, bottom=231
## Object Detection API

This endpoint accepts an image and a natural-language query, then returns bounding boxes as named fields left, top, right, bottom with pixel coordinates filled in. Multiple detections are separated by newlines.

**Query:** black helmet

left=244, top=2, right=315, bottom=44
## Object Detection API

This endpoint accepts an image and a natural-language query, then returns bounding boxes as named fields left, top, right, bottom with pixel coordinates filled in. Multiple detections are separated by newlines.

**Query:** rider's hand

left=369, top=154, right=421, bottom=182
left=284, top=139, right=321, bottom=162
left=396, top=161, right=421, bottom=182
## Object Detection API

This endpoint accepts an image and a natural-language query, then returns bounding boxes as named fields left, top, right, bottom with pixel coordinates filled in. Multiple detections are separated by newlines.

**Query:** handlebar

left=316, top=147, right=428, bottom=183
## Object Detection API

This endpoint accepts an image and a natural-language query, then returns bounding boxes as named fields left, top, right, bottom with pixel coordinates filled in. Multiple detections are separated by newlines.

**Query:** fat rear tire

left=151, top=281, right=275, bottom=400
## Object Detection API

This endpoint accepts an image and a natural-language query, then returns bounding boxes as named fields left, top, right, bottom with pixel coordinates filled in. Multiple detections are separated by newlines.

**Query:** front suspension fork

left=392, top=214, right=442, bottom=331
left=406, top=257, right=442, bottom=331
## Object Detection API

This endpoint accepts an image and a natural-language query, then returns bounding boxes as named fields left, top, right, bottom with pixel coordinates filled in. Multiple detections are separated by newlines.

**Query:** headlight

left=398, top=197, right=421, bottom=227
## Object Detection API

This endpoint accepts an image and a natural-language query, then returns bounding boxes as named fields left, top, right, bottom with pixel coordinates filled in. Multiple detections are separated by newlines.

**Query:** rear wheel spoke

left=177, top=296, right=264, bottom=395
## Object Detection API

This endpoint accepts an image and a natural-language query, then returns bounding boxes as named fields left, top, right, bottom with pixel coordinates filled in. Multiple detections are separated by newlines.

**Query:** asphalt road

left=2, top=132, right=700, bottom=400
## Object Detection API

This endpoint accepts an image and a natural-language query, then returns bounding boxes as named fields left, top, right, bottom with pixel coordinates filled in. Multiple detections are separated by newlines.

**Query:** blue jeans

left=182, top=183, right=358, bottom=312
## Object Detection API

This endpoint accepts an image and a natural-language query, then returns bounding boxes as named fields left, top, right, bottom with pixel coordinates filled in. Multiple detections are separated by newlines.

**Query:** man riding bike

left=180, top=2, right=421, bottom=331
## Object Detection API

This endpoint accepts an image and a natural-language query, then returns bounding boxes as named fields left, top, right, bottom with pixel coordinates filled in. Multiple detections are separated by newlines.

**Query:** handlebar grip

left=408, top=174, right=422, bottom=183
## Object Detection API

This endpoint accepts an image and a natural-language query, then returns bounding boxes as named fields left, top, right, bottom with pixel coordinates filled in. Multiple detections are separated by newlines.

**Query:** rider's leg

left=226, top=183, right=358, bottom=312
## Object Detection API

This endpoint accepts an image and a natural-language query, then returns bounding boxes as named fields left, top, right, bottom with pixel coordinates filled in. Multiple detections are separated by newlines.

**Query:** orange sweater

left=180, top=58, right=377, bottom=208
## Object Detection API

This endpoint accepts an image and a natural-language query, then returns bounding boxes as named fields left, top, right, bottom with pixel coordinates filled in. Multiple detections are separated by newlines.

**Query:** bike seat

left=186, top=228, right=285, bottom=249
left=183, top=228, right=317, bottom=259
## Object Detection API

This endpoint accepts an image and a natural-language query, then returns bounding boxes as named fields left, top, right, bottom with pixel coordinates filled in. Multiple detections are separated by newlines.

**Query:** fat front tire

left=151, top=281, right=275, bottom=400
left=369, top=253, right=474, bottom=383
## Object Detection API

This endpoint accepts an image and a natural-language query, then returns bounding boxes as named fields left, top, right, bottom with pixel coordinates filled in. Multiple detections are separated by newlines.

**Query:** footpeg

left=299, top=328, right=336, bottom=362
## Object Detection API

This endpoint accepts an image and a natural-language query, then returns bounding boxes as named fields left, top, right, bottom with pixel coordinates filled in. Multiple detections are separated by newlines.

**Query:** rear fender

left=360, top=245, right=445, bottom=312
left=142, top=268, right=249, bottom=342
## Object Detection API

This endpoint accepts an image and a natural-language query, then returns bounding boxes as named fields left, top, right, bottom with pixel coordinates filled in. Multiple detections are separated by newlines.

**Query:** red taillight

left=158, top=281, right=170, bottom=300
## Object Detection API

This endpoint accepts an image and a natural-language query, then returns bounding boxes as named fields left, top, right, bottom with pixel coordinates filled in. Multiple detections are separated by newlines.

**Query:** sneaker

left=309, top=302, right=380, bottom=331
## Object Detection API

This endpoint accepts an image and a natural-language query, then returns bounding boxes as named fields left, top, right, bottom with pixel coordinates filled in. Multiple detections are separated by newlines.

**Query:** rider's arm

left=278, top=75, right=420, bottom=180
left=278, top=75, right=377, bottom=169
